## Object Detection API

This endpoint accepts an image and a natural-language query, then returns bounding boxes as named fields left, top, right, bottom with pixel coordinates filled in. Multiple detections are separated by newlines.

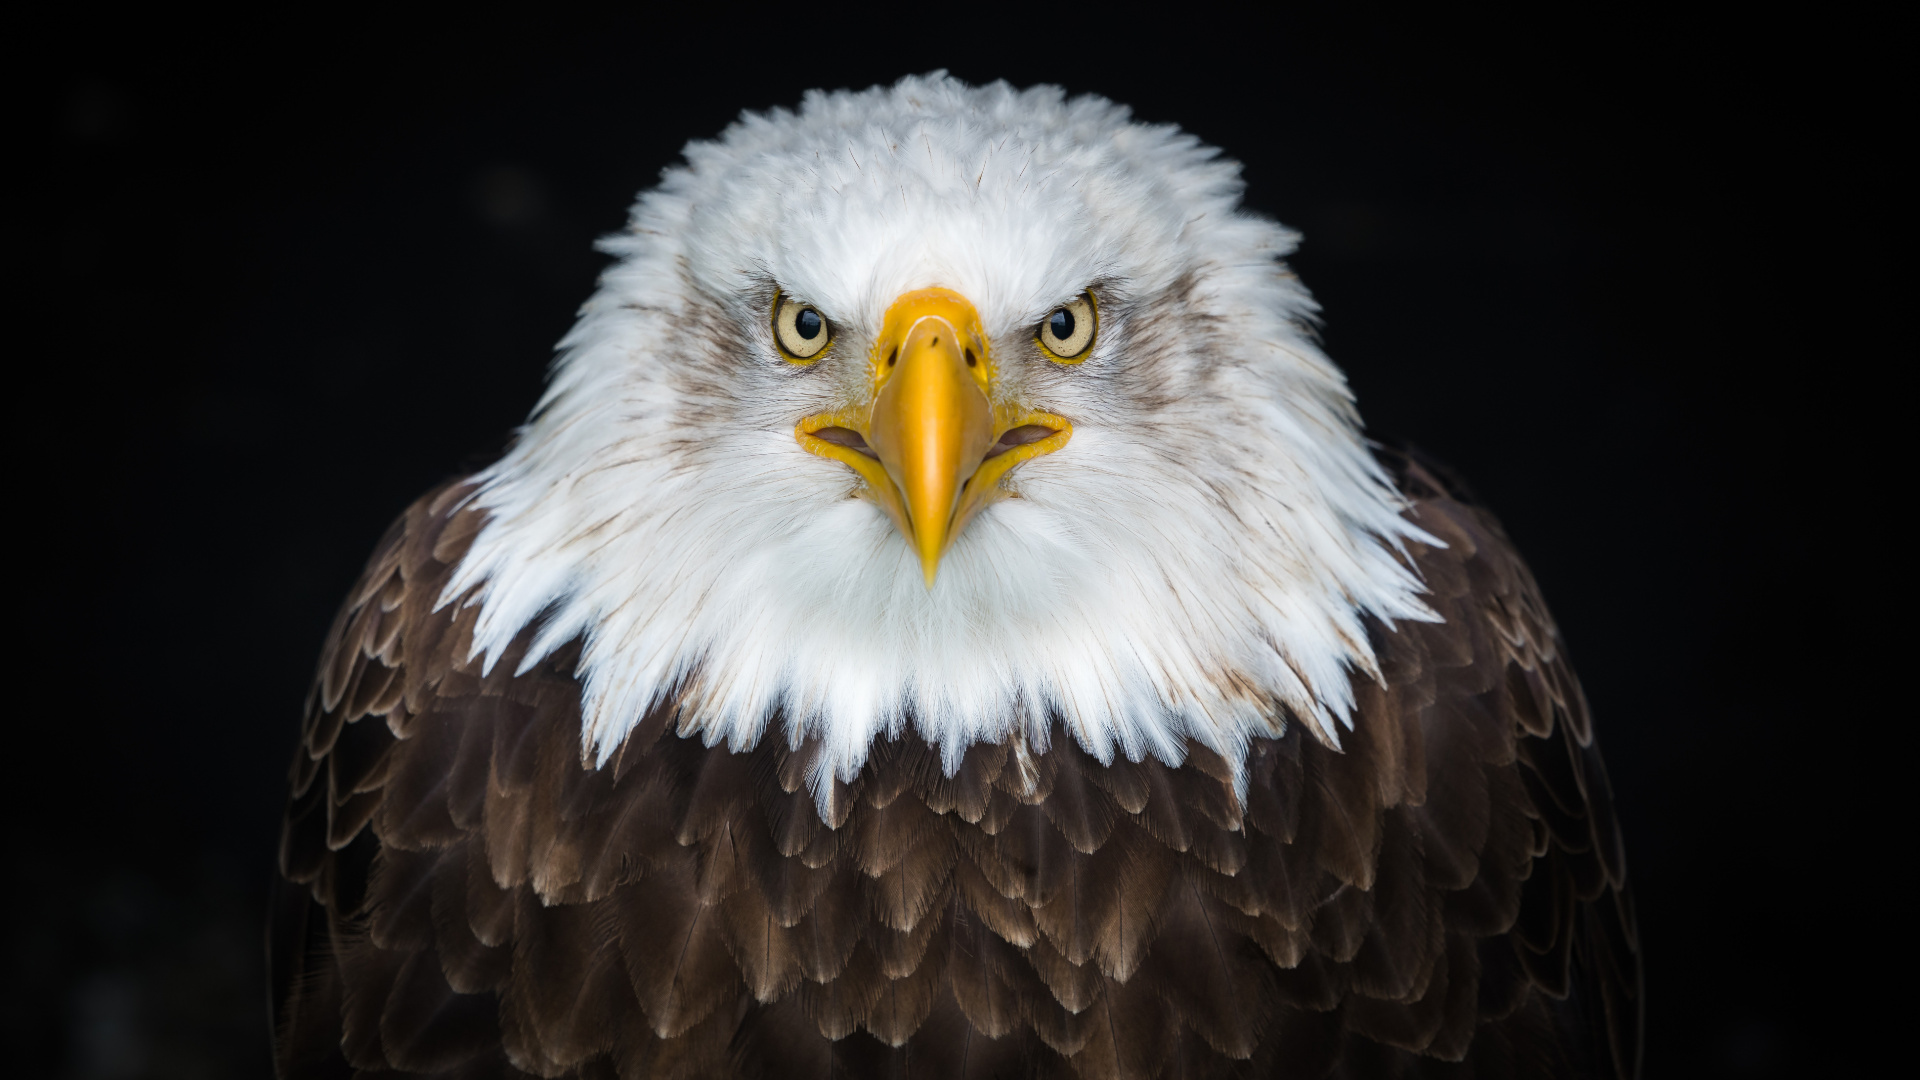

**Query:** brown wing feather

left=271, top=458, right=1641, bottom=1078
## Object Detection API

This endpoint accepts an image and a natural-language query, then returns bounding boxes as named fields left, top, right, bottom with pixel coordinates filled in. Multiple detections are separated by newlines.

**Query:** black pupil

left=1048, top=308, right=1075, bottom=342
left=794, top=308, right=823, bottom=340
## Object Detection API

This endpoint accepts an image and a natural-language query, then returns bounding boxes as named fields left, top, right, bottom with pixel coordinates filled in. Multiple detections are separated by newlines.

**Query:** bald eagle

left=271, top=75, right=1641, bottom=1079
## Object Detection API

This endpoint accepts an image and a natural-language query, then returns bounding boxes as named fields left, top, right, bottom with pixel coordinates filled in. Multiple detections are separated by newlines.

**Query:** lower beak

left=796, top=288, right=1072, bottom=588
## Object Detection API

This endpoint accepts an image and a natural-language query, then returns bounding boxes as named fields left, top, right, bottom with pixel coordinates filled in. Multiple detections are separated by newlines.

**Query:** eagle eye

left=1036, top=291, right=1096, bottom=362
left=773, top=293, right=832, bottom=362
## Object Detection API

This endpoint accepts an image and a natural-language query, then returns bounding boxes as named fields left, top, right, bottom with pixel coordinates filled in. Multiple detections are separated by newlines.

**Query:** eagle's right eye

left=773, top=293, right=832, bottom=362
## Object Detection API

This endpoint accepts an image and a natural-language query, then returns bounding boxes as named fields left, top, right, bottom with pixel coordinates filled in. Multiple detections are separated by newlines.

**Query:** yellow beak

left=868, top=297, right=995, bottom=584
left=796, top=288, right=1072, bottom=588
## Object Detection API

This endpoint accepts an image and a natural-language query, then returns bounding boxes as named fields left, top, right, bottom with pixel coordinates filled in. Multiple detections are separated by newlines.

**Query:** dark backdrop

left=13, top=7, right=1886, bottom=1078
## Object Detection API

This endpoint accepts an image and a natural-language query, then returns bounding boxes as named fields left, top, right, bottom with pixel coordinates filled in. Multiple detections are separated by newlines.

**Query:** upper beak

left=868, top=302, right=994, bottom=585
left=797, top=288, right=1072, bottom=588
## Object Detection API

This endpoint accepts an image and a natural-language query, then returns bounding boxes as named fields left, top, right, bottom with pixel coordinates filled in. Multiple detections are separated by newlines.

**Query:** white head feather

left=444, top=74, right=1439, bottom=810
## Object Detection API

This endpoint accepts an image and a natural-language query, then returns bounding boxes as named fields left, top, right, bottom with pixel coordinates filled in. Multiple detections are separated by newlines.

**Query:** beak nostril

left=964, top=348, right=977, bottom=368
left=886, top=348, right=898, bottom=368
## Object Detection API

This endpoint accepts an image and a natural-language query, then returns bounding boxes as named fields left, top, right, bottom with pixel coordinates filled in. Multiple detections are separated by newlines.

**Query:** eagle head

left=446, top=74, right=1436, bottom=807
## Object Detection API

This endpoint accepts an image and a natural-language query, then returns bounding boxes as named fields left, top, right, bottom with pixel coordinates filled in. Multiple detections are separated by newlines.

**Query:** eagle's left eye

left=1036, top=292, right=1097, bottom=362
left=773, top=293, right=832, bottom=362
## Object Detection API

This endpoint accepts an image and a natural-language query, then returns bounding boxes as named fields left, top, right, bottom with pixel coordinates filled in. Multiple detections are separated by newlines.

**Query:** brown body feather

left=271, top=453, right=1641, bottom=1078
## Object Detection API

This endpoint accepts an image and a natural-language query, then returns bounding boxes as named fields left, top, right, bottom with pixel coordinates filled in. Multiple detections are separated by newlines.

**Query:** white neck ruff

left=439, top=75, right=1440, bottom=812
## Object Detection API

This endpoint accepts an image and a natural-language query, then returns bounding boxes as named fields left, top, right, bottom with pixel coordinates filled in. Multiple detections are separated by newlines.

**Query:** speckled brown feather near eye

left=270, top=450, right=1640, bottom=1079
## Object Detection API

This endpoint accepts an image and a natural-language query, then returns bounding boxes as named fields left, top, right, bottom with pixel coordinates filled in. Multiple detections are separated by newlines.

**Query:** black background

left=12, top=6, right=1889, bottom=1077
